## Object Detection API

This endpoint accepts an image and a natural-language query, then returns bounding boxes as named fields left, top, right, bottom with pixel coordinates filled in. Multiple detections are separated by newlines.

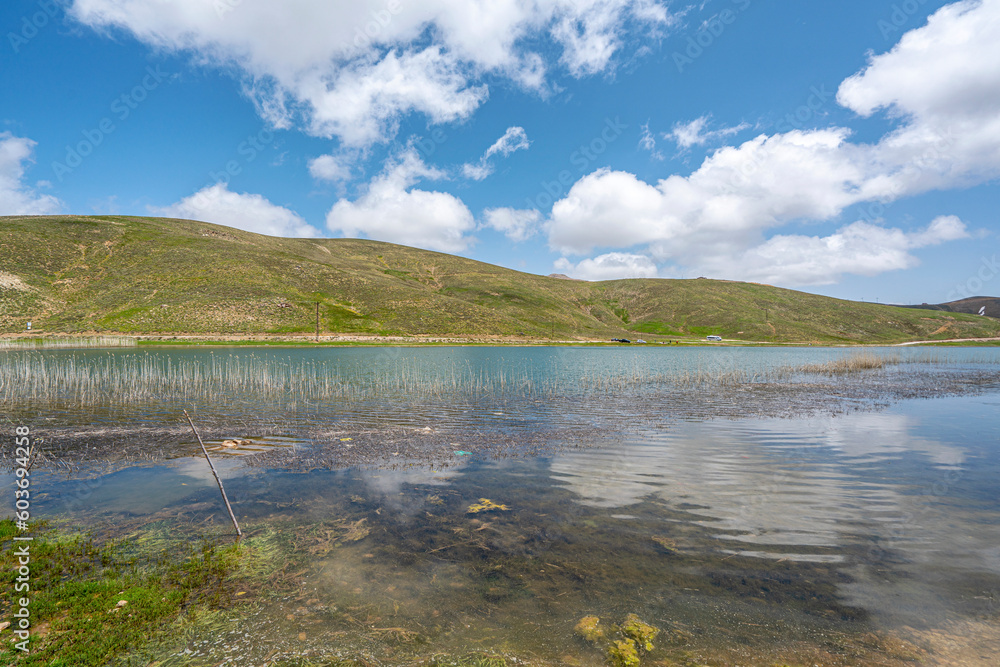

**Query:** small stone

left=298, top=632, right=307, bottom=641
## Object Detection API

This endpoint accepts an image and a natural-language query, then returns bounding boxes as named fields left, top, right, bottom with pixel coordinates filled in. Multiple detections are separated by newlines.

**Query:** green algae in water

left=466, top=498, right=510, bottom=513
left=608, top=638, right=641, bottom=667
left=574, top=614, right=605, bottom=642
left=621, top=613, right=659, bottom=652
left=577, top=613, right=658, bottom=666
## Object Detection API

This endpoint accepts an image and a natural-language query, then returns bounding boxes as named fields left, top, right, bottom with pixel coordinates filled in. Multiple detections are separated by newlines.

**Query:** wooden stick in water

left=183, top=410, right=242, bottom=538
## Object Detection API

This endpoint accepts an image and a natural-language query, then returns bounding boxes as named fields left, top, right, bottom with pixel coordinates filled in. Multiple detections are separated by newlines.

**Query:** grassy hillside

left=2, top=215, right=999, bottom=343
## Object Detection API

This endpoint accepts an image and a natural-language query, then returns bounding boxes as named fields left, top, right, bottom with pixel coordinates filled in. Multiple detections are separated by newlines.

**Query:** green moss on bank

left=0, top=518, right=261, bottom=666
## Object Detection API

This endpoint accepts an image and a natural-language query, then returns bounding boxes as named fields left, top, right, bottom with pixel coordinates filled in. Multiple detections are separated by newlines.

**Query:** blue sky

left=2, top=0, right=998, bottom=305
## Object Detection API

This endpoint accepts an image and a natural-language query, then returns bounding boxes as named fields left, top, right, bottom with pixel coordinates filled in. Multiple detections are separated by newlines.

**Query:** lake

left=3, top=345, right=1000, bottom=665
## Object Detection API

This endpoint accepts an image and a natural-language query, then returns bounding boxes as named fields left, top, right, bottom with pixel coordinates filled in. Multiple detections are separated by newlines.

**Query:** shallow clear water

left=4, top=346, right=1000, bottom=664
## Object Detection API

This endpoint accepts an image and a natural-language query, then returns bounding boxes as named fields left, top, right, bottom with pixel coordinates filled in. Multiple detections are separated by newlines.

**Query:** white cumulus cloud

left=483, top=207, right=540, bottom=242
left=837, top=0, right=1000, bottom=121
left=548, top=128, right=876, bottom=257
left=836, top=0, right=1000, bottom=192
left=554, top=252, right=659, bottom=280
left=546, top=0, right=1000, bottom=286
left=155, top=183, right=321, bottom=237
left=299, top=46, right=489, bottom=147
left=326, top=149, right=475, bottom=252
left=69, top=0, right=677, bottom=148
left=717, top=216, right=970, bottom=286
left=0, top=133, right=63, bottom=215
left=308, top=153, right=353, bottom=183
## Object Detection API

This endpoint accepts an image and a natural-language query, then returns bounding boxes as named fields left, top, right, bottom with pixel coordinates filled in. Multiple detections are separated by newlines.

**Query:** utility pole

left=315, top=302, right=320, bottom=342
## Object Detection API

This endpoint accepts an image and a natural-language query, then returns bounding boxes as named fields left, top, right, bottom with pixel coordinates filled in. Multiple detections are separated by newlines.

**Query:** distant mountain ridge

left=897, top=297, right=1000, bottom=319
left=2, top=215, right=1000, bottom=343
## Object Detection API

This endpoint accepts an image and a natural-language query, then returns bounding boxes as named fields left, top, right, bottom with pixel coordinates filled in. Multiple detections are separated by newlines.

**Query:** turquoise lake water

left=3, top=346, right=1000, bottom=664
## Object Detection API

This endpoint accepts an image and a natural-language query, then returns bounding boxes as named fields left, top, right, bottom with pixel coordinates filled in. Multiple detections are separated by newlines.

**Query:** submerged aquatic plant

left=466, top=498, right=510, bottom=513
left=576, top=612, right=660, bottom=666
left=621, top=613, right=659, bottom=651
left=608, top=638, right=641, bottom=667
left=427, top=653, right=510, bottom=666
left=651, top=535, right=677, bottom=553
left=574, top=615, right=605, bottom=642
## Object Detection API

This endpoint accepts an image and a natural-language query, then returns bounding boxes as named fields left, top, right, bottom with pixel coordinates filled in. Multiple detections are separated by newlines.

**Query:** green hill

left=2, top=215, right=998, bottom=343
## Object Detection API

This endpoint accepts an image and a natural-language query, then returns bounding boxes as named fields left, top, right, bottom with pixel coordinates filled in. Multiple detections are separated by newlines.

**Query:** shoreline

left=3, top=331, right=1000, bottom=347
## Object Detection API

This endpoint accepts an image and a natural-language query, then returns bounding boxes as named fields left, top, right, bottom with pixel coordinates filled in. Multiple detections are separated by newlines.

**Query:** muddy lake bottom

left=4, top=347, right=1000, bottom=665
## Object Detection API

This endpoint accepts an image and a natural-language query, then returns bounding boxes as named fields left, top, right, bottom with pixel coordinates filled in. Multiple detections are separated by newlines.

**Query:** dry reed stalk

left=183, top=410, right=242, bottom=539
